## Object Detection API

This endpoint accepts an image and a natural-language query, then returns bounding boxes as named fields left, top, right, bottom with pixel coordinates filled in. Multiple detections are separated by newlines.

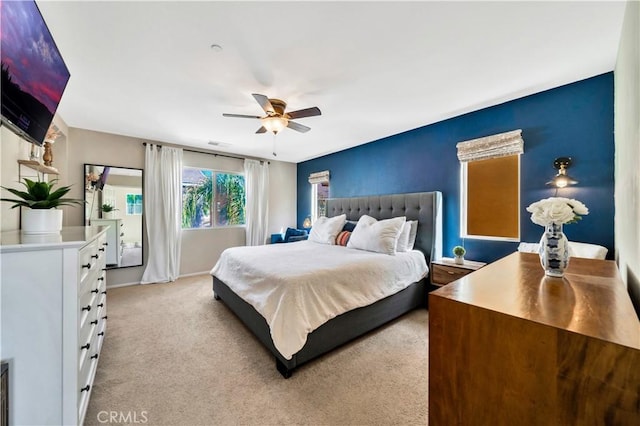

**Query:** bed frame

left=212, top=191, right=442, bottom=378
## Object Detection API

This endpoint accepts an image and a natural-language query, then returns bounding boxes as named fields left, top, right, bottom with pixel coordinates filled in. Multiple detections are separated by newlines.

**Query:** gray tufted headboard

left=326, top=191, right=443, bottom=263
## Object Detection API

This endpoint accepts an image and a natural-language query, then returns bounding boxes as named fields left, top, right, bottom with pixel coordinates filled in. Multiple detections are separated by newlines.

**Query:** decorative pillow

left=342, top=220, right=357, bottom=232
left=308, top=214, right=347, bottom=245
left=284, top=227, right=307, bottom=242
left=347, top=215, right=406, bottom=255
left=335, top=231, right=352, bottom=246
left=397, top=220, right=418, bottom=252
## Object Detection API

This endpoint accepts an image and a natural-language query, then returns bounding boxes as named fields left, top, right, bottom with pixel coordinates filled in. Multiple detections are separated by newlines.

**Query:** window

left=308, top=171, right=330, bottom=223
left=181, top=168, right=245, bottom=229
left=458, top=130, right=523, bottom=241
left=126, top=193, right=143, bottom=215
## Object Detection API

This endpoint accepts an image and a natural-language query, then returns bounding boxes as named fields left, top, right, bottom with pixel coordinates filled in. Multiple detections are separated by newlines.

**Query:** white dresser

left=89, top=219, right=123, bottom=267
left=0, top=226, right=109, bottom=425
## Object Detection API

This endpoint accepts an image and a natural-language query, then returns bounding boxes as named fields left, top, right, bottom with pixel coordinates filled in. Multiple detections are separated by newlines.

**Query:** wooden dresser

left=429, top=252, right=640, bottom=425
left=0, top=226, right=109, bottom=425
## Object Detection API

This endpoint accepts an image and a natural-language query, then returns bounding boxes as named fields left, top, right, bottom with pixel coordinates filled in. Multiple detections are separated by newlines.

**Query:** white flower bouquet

left=526, top=197, right=589, bottom=226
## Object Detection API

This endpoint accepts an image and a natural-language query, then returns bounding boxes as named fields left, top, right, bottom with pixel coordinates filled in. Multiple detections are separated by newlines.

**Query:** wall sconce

left=546, top=157, right=578, bottom=188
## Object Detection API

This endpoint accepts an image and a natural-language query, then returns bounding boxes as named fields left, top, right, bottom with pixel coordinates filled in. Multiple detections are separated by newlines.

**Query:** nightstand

left=430, top=257, right=486, bottom=286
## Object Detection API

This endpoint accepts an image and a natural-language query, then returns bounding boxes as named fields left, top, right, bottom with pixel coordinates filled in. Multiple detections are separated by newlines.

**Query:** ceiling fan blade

left=252, top=93, right=275, bottom=114
left=287, top=121, right=311, bottom=133
left=255, top=126, right=267, bottom=134
left=285, top=106, right=321, bottom=120
left=223, top=113, right=261, bottom=119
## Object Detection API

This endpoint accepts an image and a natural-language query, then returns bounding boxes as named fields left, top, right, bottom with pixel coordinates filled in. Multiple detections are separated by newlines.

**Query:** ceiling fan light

left=262, top=116, right=288, bottom=134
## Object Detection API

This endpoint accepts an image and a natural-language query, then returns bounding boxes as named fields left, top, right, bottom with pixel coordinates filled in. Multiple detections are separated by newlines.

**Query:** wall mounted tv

left=1, top=0, right=70, bottom=146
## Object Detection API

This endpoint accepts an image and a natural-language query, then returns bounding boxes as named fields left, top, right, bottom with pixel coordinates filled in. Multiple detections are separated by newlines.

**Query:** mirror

left=84, top=164, right=143, bottom=269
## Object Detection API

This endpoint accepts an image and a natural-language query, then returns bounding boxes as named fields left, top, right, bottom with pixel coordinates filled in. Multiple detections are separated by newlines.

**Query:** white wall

left=2, top=126, right=296, bottom=285
left=614, top=0, right=640, bottom=313
left=180, top=150, right=297, bottom=274
left=1, top=115, right=69, bottom=230
left=5, top=126, right=298, bottom=286
left=0, top=125, right=25, bottom=231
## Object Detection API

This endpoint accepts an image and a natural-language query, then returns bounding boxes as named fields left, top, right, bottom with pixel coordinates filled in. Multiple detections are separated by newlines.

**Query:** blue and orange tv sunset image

left=1, top=0, right=70, bottom=145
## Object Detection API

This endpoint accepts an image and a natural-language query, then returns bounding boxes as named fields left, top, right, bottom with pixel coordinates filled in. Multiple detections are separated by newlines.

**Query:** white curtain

left=244, top=159, right=269, bottom=246
left=141, top=144, right=183, bottom=284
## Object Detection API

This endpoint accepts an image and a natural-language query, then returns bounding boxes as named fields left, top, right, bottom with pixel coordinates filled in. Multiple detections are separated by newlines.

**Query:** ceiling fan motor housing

left=269, top=99, right=287, bottom=116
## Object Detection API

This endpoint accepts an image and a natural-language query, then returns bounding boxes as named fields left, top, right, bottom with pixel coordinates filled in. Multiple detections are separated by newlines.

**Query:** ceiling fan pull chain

left=272, top=134, right=277, bottom=157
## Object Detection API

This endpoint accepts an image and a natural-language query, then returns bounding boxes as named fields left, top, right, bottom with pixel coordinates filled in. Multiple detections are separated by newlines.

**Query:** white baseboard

left=106, top=271, right=210, bottom=289
left=106, top=281, right=140, bottom=289
left=179, top=271, right=211, bottom=278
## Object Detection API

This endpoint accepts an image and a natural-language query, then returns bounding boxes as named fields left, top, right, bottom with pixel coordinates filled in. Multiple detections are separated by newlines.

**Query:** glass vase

left=538, top=222, right=569, bottom=277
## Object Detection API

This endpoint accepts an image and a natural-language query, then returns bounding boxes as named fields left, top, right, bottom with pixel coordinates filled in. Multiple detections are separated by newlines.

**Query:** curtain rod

left=142, top=142, right=269, bottom=163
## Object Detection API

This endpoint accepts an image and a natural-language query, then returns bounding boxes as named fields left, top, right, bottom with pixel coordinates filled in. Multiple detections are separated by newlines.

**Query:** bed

left=211, top=191, right=442, bottom=377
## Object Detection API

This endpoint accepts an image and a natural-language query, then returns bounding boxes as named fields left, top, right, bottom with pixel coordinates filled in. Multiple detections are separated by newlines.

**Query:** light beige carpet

left=85, top=274, right=429, bottom=426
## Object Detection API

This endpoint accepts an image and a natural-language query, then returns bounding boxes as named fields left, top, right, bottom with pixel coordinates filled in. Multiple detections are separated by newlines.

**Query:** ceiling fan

left=223, top=94, right=321, bottom=134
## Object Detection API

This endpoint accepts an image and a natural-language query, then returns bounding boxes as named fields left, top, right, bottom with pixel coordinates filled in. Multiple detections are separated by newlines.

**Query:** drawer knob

left=82, top=263, right=92, bottom=270
left=98, top=248, right=105, bottom=252
left=98, top=331, right=105, bottom=337
left=101, top=291, right=107, bottom=295
left=81, top=305, right=91, bottom=312
left=90, top=319, right=98, bottom=325
left=81, top=385, right=91, bottom=393
left=91, top=354, right=99, bottom=360
left=81, top=343, right=91, bottom=351
left=447, top=271, right=455, bottom=275
left=98, top=277, right=105, bottom=281
left=102, top=315, right=108, bottom=320
left=97, top=303, right=104, bottom=308
left=91, top=288, right=99, bottom=294
left=102, top=242, right=109, bottom=246
left=91, top=254, right=99, bottom=259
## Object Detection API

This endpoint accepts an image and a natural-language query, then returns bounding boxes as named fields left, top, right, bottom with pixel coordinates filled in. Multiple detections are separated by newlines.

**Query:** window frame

left=181, top=167, right=246, bottom=230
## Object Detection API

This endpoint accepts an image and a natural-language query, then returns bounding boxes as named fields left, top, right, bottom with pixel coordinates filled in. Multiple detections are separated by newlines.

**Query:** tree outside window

left=182, top=168, right=245, bottom=229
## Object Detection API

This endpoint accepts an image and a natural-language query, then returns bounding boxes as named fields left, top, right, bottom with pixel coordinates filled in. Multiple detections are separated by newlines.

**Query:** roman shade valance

left=308, top=170, right=330, bottom=184
left=456, top=129, right=524, bottom=162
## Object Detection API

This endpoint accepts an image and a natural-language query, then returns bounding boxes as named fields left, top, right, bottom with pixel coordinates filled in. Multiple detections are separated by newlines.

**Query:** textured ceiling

left=38, top=1, right=627, bottom=163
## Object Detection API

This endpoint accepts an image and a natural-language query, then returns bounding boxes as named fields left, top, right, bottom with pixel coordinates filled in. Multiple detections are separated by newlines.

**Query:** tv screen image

left=0, top=0, right=70, bottom=145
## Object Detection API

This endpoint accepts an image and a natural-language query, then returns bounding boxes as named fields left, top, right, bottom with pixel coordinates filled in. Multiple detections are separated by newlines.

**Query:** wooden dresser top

left=431, top=252, right=640, bottom=349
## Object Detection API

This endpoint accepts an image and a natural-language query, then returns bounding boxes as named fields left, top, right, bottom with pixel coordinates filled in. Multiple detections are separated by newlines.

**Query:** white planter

left=21, top=209, right=63, bottom=234
left=454, top=255, right=465, bottom=265
left=103, top=211, right=114, bottom=219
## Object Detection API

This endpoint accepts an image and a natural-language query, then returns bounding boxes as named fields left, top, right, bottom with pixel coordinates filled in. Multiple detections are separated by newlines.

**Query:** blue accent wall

left=297, top=73, right=614, bottom=263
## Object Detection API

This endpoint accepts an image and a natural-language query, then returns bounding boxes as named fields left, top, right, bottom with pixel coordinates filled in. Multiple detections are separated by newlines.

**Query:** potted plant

left=453, top=245, right=466, bottom=264
left=101, top=203, right=117, bottom=219
left=1, top=178, right=83, bottom=234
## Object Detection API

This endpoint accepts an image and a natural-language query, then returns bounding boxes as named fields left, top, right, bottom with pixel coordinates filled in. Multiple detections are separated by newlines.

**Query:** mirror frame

left=84, top=163, right=144, bottom=269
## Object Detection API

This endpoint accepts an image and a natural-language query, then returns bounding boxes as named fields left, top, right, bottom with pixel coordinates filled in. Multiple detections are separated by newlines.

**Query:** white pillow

left=396, top=220, right=418, bottom=252
left=308, top=214, right=346, bottom=245
left=347, top=215, right=406, bottom=255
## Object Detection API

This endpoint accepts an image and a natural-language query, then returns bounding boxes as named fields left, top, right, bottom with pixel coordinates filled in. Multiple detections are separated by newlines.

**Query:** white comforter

left=210, top=241, right=428, bottom=360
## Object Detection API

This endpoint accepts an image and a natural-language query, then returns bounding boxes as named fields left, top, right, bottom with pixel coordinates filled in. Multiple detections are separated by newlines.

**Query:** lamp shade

left=262, top=116, right=288, bottom=134
left=546, top=157, right=578, bottom=188
left=302, top=216, right=312, bottom=229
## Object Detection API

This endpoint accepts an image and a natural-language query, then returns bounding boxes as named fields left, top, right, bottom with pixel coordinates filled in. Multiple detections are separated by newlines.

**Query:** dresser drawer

left=79, top=240, right=100, bottom=286
left=77, top=332, right=99, bottom=419
left=431, top=264, right=472, bottom=285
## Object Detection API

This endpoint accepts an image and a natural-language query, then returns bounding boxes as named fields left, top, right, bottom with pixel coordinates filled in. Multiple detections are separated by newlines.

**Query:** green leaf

left=1, top=178, right=83, bottom=210
left=48, top=186, right=72, bottom=201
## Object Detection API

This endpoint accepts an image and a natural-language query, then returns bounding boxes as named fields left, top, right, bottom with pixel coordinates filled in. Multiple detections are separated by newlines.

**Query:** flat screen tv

left=1, top=0, right=70, bottom=146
